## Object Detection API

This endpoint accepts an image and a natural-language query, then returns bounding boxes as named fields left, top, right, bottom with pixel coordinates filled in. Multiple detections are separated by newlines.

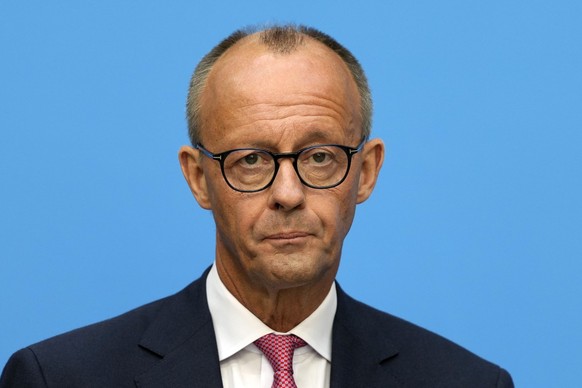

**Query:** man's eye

left=243, top=153, right=260, bottom=165
left=311, top=152, right=329, bottom=163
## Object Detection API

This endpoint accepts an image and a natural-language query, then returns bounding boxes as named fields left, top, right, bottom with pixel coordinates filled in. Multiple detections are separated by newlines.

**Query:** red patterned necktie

left=254, top=333, right=307, bottom=388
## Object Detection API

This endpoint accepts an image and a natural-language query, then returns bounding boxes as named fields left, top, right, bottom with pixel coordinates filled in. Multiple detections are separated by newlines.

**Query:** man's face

left=182, top=37, right=381, bottom=295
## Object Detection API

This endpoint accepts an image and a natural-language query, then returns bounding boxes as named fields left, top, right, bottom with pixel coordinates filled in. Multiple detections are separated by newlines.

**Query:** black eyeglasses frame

left=195, top=137, right=367, bottom=193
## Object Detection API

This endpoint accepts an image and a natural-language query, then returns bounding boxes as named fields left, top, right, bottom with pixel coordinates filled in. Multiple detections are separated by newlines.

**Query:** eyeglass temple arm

left=196, top=143, right=223, bottom=161
left=350, top=137, right=368, bottom=154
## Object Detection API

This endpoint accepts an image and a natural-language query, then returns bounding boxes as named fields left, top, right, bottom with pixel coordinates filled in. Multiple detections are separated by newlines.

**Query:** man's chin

left=255, top=255, right=336, bottom=289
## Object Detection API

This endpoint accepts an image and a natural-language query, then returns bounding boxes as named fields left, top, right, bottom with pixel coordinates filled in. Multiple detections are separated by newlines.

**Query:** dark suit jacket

left=1, top=269, right=513, bottom=387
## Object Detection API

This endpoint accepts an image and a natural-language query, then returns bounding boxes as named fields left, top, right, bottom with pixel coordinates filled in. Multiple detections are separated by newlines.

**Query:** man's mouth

left=265, top=232, right=311, bottom=241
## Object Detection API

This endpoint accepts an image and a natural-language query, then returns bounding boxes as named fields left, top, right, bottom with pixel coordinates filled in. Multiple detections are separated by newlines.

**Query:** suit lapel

left=134, top=268, right=223, bottom=388
left=330, top=284, right=401, bottom=388
left=131, top=273, right=403, bottom=387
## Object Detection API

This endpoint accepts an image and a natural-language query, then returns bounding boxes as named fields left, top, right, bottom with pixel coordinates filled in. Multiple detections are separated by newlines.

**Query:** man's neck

left=215, top=257, right=335, bottom=332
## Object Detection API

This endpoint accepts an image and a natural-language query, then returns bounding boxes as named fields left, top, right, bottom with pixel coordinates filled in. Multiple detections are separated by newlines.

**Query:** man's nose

left=267, top=159, right=306, bottom=211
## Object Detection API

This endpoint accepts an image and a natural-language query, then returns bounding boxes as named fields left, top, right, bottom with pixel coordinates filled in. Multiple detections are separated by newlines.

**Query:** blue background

left=1, top=1, right=580, bottom=386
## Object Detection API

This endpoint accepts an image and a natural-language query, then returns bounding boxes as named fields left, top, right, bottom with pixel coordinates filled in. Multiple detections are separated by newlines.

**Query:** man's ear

left=178, top=146, right=212, bottom=210
left=356, top=138, right=385, bottom=204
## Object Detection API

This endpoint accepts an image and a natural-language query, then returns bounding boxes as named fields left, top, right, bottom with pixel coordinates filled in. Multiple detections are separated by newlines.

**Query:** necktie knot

left=254, top=333, right=307, bottom=388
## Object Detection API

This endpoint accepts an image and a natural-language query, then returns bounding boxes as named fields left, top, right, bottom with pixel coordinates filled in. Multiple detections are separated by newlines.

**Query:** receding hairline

left=208, top=32, right=357, bottom=84
left=186, top=25, right=373, bottom=145
left=210, top=30, right=339, bottom=68
left=221, top=25, right=312, bottom=53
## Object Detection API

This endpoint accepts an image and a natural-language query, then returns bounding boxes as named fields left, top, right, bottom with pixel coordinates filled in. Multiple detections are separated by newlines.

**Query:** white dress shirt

left=206, top=264, right=337, bottom=388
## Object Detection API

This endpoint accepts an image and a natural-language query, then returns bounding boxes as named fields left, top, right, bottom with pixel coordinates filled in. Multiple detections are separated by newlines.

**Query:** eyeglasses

left=195, top=138, right=367, bottom=193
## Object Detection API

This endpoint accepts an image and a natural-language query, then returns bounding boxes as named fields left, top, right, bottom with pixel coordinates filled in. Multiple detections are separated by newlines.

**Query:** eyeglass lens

left=222, top=145, right=349, bottom=191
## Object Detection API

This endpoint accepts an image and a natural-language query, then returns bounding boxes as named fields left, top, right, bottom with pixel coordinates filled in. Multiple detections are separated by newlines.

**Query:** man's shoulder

left=1, top=273, right=211, bottom=387
left=337, top=291, right=471, bottom=352
left=333, top=288, right=513, bottom=387
left=31, top=292, right=169, bottom=355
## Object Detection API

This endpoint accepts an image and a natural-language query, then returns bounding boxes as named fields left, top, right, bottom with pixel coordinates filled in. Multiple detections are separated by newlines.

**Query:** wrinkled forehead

left=198, top=35, right=362, bottom=143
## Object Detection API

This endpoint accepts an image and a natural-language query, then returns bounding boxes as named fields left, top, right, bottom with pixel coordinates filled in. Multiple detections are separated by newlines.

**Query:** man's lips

left=264, top=232, right=311, bottom=240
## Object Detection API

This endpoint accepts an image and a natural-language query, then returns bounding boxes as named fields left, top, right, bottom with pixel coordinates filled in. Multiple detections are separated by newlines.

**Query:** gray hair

left=186, top=25, right=372, bottom=145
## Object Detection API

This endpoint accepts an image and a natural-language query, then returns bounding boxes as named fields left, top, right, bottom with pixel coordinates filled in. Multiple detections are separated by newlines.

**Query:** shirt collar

left=206, top=263, right=337, bottom=362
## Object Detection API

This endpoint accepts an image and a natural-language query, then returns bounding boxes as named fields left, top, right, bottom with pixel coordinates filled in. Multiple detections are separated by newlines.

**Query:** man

left=1, top=25, right=513, bottom=387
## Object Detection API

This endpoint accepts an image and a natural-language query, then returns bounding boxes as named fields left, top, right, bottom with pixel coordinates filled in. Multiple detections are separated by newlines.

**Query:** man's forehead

left=197, top=32, right=362, bottom=146
left=203, top=38, right=357, bottom=109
